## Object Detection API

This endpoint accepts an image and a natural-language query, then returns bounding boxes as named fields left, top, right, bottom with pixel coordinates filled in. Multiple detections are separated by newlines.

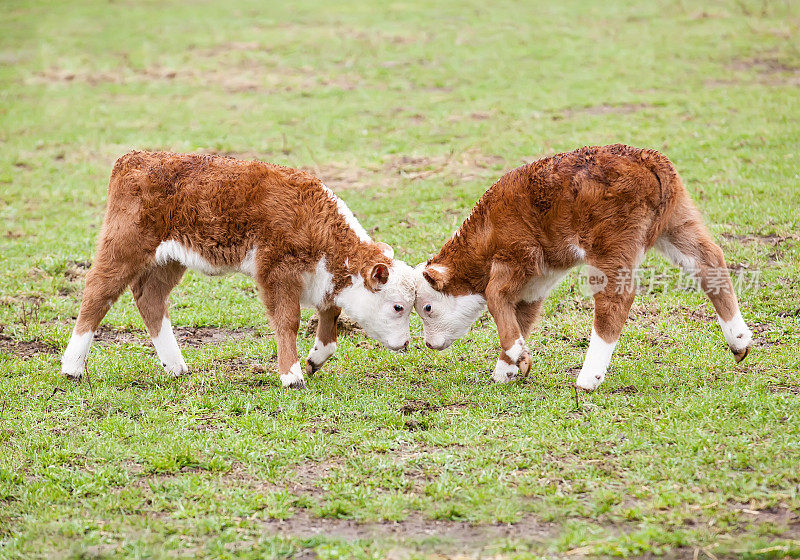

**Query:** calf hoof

left=305, top=359, right=320, bottom=377
left=575, top=372, right=604, bottom=392
left=63, top=370, right=83, bottom=382
left=491, top=359, right=518, bottom=383
left=732, top=345, right=750, bottom=363
left=286, top=378, right=307, bottom=390
left=281, top=364, right=307, bottom=390
left=517, top=353, right=532, bottom=376
left=165, top=361, right=190, bottom=377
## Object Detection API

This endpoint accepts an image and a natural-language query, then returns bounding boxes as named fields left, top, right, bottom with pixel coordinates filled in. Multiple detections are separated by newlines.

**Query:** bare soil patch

left=92, top=325, right=259, bottom=348
left=721, top=232, right=799, bottom=246
left=301, top=149, right=506, bottom=192
left=0, top=333, right=59, bottom=358
left=767, top=384, right=800, bottom=396
left=253, top=509, right=556, bottom=547
left=304, top=313, right=363, bottom=337
left=28, top=63, right=364, bottom=94
left=551, top=102, right=652, bottom=120
left=63, top=260, right=91, bottom=281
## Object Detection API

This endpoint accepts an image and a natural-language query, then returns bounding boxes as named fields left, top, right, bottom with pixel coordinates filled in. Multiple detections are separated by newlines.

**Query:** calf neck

left=415, top=144, right=752, bottom=390
left=61, top=151, right=416, bottom=388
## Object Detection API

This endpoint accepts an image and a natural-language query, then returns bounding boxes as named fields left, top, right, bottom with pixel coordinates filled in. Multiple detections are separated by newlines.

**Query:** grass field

left=1, top=0, right=800, bottom=558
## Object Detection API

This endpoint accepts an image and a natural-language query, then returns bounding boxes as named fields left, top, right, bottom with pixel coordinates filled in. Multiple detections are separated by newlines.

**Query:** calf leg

left=62, top=239, right=150, bottom=380
left=130, top=262, right=187, bottom=376
left=486, top=262, right=531, bottom=383
left=575, top=289, right=636, bottom=391
left=259, top=271, right=305, bottom=389
left=306, top=306, right=340, bottom=376
left=655, top=206, right=752, bottom=361
left=575, top=255, right=638, bottom=391
left=516, top=300, right=543, bottom=338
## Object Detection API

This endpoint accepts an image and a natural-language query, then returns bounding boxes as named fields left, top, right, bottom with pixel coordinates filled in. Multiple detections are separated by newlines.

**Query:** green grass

left=1, top=0, right=799, bottom=558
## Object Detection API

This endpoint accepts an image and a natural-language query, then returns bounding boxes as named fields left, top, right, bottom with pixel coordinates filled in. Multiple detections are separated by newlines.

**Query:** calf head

left=335, top=243, right=416, bottom=352
left=414, top=262, right=486, bottom=351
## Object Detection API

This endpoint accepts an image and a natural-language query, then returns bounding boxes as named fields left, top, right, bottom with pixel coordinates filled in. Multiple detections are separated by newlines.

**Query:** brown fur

left=73, top=151, right=391, bottom=385
left=424, top=144, right=746, bottom=368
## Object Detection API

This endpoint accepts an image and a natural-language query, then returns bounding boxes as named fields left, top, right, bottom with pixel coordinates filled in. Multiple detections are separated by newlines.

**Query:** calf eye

left=393, top=304, right=404, bottom=312
left=424, top=304, right=432, bottom=313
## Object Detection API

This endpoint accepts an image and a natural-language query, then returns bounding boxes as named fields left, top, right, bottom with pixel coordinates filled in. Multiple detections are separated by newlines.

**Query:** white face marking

left=519, top=267, right=570, bottom=303
left=321, top=184, right=372, bottom=242
left=280, top=361, right=306, bottom=388
left=300, top=257, right=335, bottom=308
left=718, top=310, right=752, bottom=352
left=334, top=261, right=416, bottom=351
left=414, top=265, right=487, bottom=351
left=505, top=336, right=528, bottom=363
left=491, top=359, right=518, bottom=383
left=151, top=316, right=188, bottom=376
left=239, top=247, right=258, bottom=277
left=307, top=337, right=336, bottom=366
left=575, top=328, right=618, bottom=391
left=61, top=329, right=94, bottom=378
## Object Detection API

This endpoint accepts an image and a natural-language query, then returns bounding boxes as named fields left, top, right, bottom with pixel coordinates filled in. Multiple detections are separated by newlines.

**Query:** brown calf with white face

left=61, top=151, right=416, bottom=389
left=414, top=144, right=752, bottom=390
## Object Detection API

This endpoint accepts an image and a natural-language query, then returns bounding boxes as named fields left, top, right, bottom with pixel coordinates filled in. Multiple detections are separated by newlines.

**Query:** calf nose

left=425, top=341, right=433, bottom=349
left=402, top=340, right=409, bottom=351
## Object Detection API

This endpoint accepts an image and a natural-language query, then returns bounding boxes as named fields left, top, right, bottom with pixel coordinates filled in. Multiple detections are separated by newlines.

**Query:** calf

left=61, top=151, right=416, bottom=389
left=414, top=144, right=752, bottom=390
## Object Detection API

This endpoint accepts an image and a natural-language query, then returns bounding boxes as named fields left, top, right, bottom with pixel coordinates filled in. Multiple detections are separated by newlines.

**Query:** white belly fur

left=154, top=240, right=257, bottom=277
left=519, top=267, right=570, bottom=302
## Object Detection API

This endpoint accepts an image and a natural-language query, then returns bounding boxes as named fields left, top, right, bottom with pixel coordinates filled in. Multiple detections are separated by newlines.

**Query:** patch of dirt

left=551, top=102, right=652, bottom=120
left=28, top=63, right=365, bottom=94
left=718, top=56, right=800, bottom=87
left=721, top=232, right=799, bottom=245
left=0, top=333, right=59, bottom=358
left=304, top=313, right=363, bottom=337
left=63, top=260, right=91, bottom=281
left=398, top=399, right=468, bottom=416
left=92, top=325, right=259, bottom=348
left=383, top=149, right=506, bottom=182
left=611, top=385, right=638, bottom=395
left=750, top=322, right=779, bottom=348
left=767, top=384, right=800, bottom=396
left=252, top=510, right=556, bottom=547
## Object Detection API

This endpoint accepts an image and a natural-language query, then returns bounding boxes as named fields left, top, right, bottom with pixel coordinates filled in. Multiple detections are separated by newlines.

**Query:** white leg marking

left=280, top=361, right=306, bottom=388
left=575, top=328, right=618, bottom=391
left=61, top=329, right=94, bottom=379
left=152, top=316, right=188, bottom=376
left=505, top=336, right=528, bottom=363
left=491, top=359, right=518, bottom=383
left=307, top=337, right=336, bottom=367
left=717, top=310, right=753, bottom=352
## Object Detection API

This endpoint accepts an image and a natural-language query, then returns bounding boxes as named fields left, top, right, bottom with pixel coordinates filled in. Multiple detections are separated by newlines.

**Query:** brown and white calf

left=61, top=151, right=416, bottom=388
left=414, top=144, right=752, bottom=390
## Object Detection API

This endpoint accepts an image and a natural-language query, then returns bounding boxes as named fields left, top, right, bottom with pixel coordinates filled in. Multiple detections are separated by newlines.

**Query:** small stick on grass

left=46, top=386, right=67, bottom=401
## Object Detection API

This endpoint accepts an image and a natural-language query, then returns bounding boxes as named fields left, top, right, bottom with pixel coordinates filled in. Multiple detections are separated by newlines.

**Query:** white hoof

left=491, top=359, right=518, bottom=383
left=280, top=362, right=306, bottom=389
left=575, top=371, right=604, bottom=391
left=62, top=366, right=84, bottom=381
left=164, top=359, right=189, bottom=377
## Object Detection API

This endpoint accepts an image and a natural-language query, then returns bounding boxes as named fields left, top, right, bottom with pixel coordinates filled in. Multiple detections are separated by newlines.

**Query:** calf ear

left=366, top=263, right=390, bottom=291
left=422, top=266, right=448, bottom=291
left=375, top=242, right=394, bottom=259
